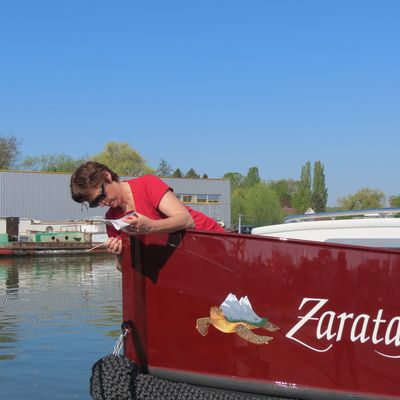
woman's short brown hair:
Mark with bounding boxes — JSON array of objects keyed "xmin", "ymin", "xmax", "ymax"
[{"xmin": 70, "ymin": 161, "xmax": 119, "ymax": 203}]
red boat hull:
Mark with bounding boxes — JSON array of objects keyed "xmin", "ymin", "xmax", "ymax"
[{"xmin": 122, "ymin": 230, "xmax": 400, "ymax": 399}]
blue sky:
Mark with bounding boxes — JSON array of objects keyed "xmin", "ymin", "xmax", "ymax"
[{"xmin": 1, "ymin": 1, "xmax": 399, "ymax": 206}]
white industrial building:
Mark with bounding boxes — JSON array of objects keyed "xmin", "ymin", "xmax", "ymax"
[{"xmin": 0, "ymin": 171, "xmax": 231, "ymax": 229}]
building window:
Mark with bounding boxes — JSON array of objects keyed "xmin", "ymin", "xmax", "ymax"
[
  {"xmin": 207, "ymin": 194, "xmax": 221, "ymax": 203},
  {"xmin": 176, "ymin": 194, "xmax": 221, "ymax": 204},
  {"xmin": 182, "ymin": 195, "xmax": 193, "ymax": 203},
  {"xmin": 196, "ymin": 194, "xmax": 207, "ymax": 203}
]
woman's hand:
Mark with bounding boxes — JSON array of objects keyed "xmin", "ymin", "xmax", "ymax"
[
  {"xmin": 105, "ymin": 236, "xmax": 122, "ymax": 255},
  {"xmin": 122, "ymin": 213, "xmax": 154, "ymax": 235}
]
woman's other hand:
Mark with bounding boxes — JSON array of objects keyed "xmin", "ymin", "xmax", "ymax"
[{"xmin": 105, "ymin": 236, "xmax": 122, "ymax": 255}]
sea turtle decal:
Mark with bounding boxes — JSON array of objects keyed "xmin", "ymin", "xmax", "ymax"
[{"xmin": 196, "ymin": 293, "xmax": 279, "ymax": 345}]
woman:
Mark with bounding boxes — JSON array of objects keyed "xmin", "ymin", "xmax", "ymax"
[{"xmin": 70, "ymin": 161, "xmax": 224, "ymax": 266}]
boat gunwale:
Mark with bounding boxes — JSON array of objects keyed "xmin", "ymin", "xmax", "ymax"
[{"xmin": 185, "ymin": 229, "xmax": 400, "ymax": 255}]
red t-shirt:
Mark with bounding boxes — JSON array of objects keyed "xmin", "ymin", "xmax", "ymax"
[{"xmin": 105, "ymin": 174, "xmax": 224, "ymax": 237}]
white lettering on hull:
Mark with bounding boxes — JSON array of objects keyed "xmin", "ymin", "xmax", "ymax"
[{"xmin": 286, "ymin": 298, "xmax": 400, "ymax": 359}]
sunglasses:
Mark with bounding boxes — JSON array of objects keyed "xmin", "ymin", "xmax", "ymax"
[{"xmin": 88, "ymin": 184, "xmax": 106, "ymax": 208}]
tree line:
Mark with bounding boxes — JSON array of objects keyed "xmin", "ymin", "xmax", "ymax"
[
  {"xmin": 0, "ymin": 135, "xmax": 209, "ymax": 180},
  {"xmin": 225, "ymin": 162, "xmax": 329, "ymax": 228},
  {"xmin": 1, "ymin": 134, "xmax": 398, "ymax": 227}
]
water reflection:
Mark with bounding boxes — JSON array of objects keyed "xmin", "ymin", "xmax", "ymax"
[{"xmin": 0, "ymin": 254, "xmax": 121, "ymax": 400}]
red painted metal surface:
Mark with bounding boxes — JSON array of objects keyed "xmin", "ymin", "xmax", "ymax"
[
  {"xmin": 122, "ymin": 230, "xmax": 400, "ymax": 399},
  {"xmin": 0, "ymin": 248, "xmax": 14, "ymax": 255}
]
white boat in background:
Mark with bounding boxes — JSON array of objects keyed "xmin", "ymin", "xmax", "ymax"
[{"xmin": 251, "ymin": 208, "xmax": 400, "ymax": 249}]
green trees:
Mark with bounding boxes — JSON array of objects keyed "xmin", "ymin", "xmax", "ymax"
[
  {"xmin": 20, "ymin": 154, "xmax": 86, "ymax": 172},
  {"xmin": 292, "ymin": 161, "xmax": 312, "ymax": 213},
  {"xmin": 172, "ymin": 168, "xmax": 183, "ymax": 178},
  {"xmin": 337, "ymin": 188, "xmax": 385, "ymax": 210},
  {"xmin": 292, "ymin": 161, "xmax": 328, "ymax": 213},
  {"xmin": 223, "ymin": 172, "xmax": 245, "ymax": 189},
  {"xmin": 185, "ymin": 168, "xmax": 200, "ymax": 178},
  {"xmin": 92, "ymin": 142, "xmax": 153, "ymax": 176},
  {"xmin": 231, "ymin": 184, "xmax": 284, "ymax": 227},
  {"xmin": 243, "ymin": 167, "xmax": 261, "ymax": 187},
  {"xmin": 268, "ymin": 179, "xmax": 298, "ymax": 209},
  {"xmin": 17, "ymin": 140, "xmax": 153, "ymax": 176},
  {"xmin": 167, "ymin": 165, "xmax": 206, "ymax": 179},
  {"xmin": 156, "ymin": 159, "xmax": 173, "ymax": 177},
  {"xmin": 244, "ymin": 184, "xmax": 284, "ymax": 226},
  {"xmin": 224, "ymin": 167, "xmax": 260, "ymax": 188},
  {"xmin": 229, "ymin": 167, "xmax": 284, "ymax": 228},
  {"xmin": 311, "ymin": 161, "xmax": 328, "ymax": 212},
  {"xmin": 389, "ymin": 195, "xmax": 400, "ymax": 208},
  {"xmin": 0, "ymin": 135, "xmax": 21, "ymax": 169}
]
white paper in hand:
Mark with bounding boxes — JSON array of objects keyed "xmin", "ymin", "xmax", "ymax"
[{"xmin": 95, "ymin": 211, "xmax": 137, "ymax": 231}]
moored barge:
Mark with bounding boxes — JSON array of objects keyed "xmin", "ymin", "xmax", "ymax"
[{"xmin": 0, "ymin": 240, "xmax": 107, "ymax": 256}]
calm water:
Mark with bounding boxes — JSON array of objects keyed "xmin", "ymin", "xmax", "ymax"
[{"xmin": 0, "ymin": 254, "xmax": 122, "ymax": 400}]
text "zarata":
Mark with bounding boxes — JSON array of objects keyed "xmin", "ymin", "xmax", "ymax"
[{"xmin": 285, "ymin": 298, "xmax": 400, "ymax": 359}]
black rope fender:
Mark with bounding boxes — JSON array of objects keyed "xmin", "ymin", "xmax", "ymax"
[{"xmin": 90, "ymin": 322, "xmax": 297, "ymax": 400}]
